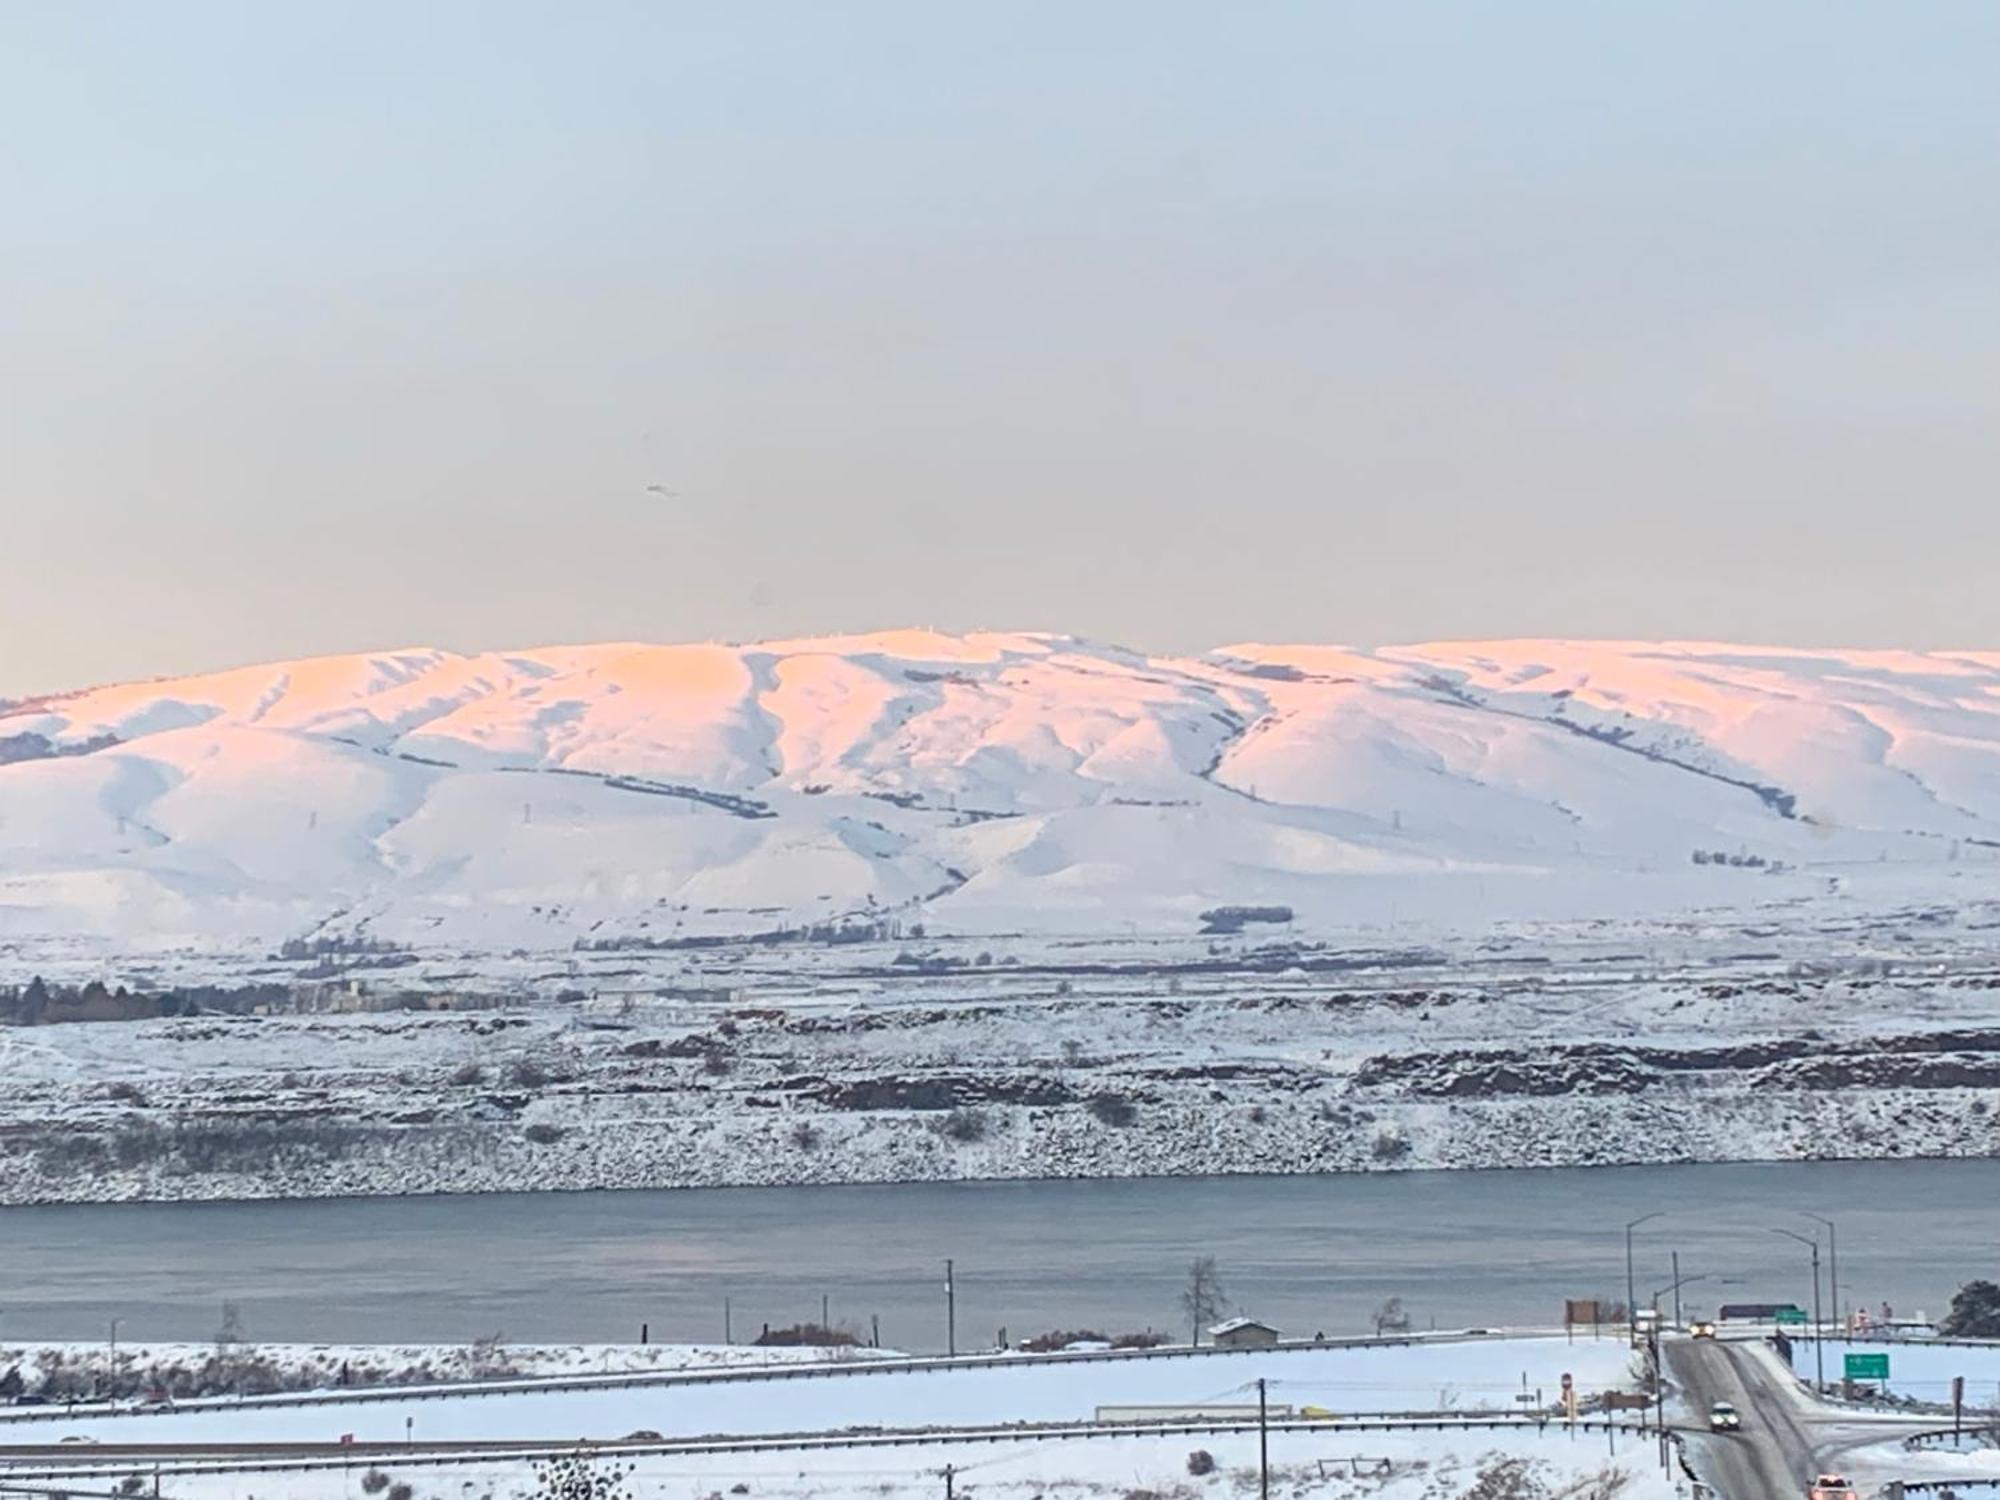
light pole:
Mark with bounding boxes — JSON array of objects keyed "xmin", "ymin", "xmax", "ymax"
[
  {"xmin": 1625, "ymin": 1213, "xmax": 1664, "ymax": 1335},
  {"xmin": 108, "ymin": 1318, "xmax": 122, "ymax": 1398},
  {"xmin": 945, "ymin": 1259, "xmax": 956, "ymax": 1358},
  {"xmin": 1803, "ymin": 1213, "xmax": 1839, "ymax": 1331},
  {"xmin": 1773, "ymin": 1227, "xmax": 1823, "ymax": 1390},
  {"xmin": 1651, "ymin": 1271, "xmax": 1711, "ymax": 1327}
]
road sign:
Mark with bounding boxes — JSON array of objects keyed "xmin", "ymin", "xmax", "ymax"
[
  {"xmin": 1844, "ymin": 1352, "xmax": 1890, "ymax": 1380},
  {"xmin": 1775, "ymin": 1307, "xmax": 1808, "ymax": 1326}
]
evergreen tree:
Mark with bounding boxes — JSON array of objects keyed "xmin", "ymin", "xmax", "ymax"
[{"xmin": 1941, "ymin": 1279, "xmax": 2000, "ymax": 1338}]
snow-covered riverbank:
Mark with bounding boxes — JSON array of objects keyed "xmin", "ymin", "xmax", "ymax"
[
  {"xmin": 0, "ymin": 1340, "xmax": 885, "ymax": 1403},
  {"xmin": 6, "ymin": 919, "xmax": 2000, "ymax": 1206}
]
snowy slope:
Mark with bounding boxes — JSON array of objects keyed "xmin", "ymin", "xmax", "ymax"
[{"xmin": 4, "ymin": 633, "xmax": 2000, "ymax": 953}]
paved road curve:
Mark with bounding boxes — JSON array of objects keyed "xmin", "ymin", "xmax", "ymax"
[{"xmin": 1668, "ymin": 1336, "xmax": 1947, "ymax": 1500}]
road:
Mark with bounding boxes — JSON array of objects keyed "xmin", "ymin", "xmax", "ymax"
[{"xmin": 1668, "ymin": 1336, "xmax": 1945, "ymax": 1500}]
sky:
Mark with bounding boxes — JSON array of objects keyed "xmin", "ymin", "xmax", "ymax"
[{"xmin": 3, "ymin": 1, "xmax": 1998, "ymax": 696}]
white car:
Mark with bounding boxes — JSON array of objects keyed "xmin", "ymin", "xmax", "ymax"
[
  {"xmin": 1810, "ymin": 1475, "xmax": 1853, "ymax": 1500},
  {"xmin": 1708, "ymin": 1401, "xmax": 1740, "ymax": 1432}
]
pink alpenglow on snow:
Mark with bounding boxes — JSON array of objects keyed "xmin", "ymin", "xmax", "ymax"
[{"xmin": 3, "ymin": 633, "xmax": 1999, "ymax": 952}]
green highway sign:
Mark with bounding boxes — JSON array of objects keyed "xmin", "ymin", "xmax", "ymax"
[
  {"xmin": 1775, "ymin": 1307, "xmax": 1808, "ymax": 1325},
  {"xmin": 1845, "ymin": 1353, "xmax": 1890, "ymax": 1381}
]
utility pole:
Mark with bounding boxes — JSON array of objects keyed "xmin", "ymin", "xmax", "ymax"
[
  {"xmin": 942, "ymin": 1464, "xmax": 956, "ymax": 1500},
  {"xmin": 1652, "ymin": 1272, "xmax": 1710, "ymax": 1329},
  {"xmin": 1804, "ymin": 1212, "xmax": 1839, "ymax": 1330},
  {"xmin": 1625, "ymin": 1213, "xmax": 1664, "ymax": 1338},
  {"xmin": 946, "ymin": 1259, "xmax": 956, "ymax": 1357},
  {"xmin": 822, "ymin": 1293, "xmax": 830, "ymax": 1333},
  {"xmin": 1653, "ymin": 1328, "xmax": 1667, "ymax": 1470},
  {"xmin": 1773, "ymin": 1228, "xmax": 1824, "ymax": 1390},
  {"xmin": 1671, "ymin": 1251, "xmax": 1682, "ymax": 1330},
  {"xmin": 1257, "ymin": 1377, "xmax": 1270, "ymax": 1500},
  {"xmin": 724, "ymin": 1296, "xmax": 732, "ymax": 1345}
]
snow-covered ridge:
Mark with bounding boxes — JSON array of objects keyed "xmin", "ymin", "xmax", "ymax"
[{"xmin": 4, "ymin": 633, "xmax": 1999, "ymax": 951}]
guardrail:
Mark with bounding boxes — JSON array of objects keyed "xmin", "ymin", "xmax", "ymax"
[
  {"xmin": 0, "ymin": 1326, "xmax": 1554, "ymax": 1428},
  {"xmin": 1899, "ymin": 1482, "xmax": 2000, "ymax": 1494},
  {"xmin": 0, "ymin": 1410, "xmax": 1662, "ymax": 1484},
  {"xmin": 1905, "ymin": 1430, "xmax": 2000, "ymax": 1453}
]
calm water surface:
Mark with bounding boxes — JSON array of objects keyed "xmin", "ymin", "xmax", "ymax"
[{"xmin": 3, "ymin": 1160, "xmax": 1992, "ymax": 1347}]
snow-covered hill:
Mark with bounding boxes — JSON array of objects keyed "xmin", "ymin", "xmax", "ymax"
[{"xmin": 4, "ymin": 632, "xmax": 1999, "ymax": 954}]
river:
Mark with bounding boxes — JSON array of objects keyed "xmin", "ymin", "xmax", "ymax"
[{"xmin": 2, "ymin": 1160, "xmax": 1992, "ymax": 1348}]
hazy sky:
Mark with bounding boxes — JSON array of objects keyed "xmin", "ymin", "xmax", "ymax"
[{"xmin": 4, "ymin": 2, "xmax": 1998, "ymax": 695}]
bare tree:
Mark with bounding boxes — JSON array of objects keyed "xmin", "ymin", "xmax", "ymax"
[
  {"xmin": 1372, "ymin": 1296, "xmax": 1411, "ymax": 1335},
  {"xmin": 1180, "ymin": 1256, "xmax": 1228, "ymax": 1346}
]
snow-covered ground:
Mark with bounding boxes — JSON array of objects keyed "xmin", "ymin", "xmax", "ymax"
[
  {"xmin": 1791, "ymin": 1339, "xmax": 2000, "ymax": 1409},
  {"xmin": 1835, "ymin": 1435, "xmax": 2000, "ymax": 1496},
  {"xmin": 5, "ymin": 914, "xmax": 2000, "ymax": 1203},
  {"xmin": 6, "ymin": 633, "xmax": 2000, "ymax": 951},
  {"xmin": 8, "ymin": 634, "xmax": 2000, "ymax": 1204},
  {"xmin": 1, "ymin": 1337, "xmax": 1640, "ymax": 1445},
  {"xmin": 17, "ymin": 1426, "xmax": 1685, "ymax": 1500},
  {"xmin": 0, "ymin": 1340, "xmax": 888, "ymax": 1401}
]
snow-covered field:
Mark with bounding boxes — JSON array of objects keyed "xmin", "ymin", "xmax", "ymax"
[
  {"xmin": 20, "ymin": 1426, "xmax": 1683, "ymax": 1500},
  {"xmin": 1, "ymin": 1337, "xmax": 1639, "ymax": 1445},
  {"xmin": 1792, "ymin": 1339, "xmax": 2000, "ymax": 1409}
]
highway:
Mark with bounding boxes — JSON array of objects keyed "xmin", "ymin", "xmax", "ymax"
[{"xmin": 1668, "ymin": 1336, "xmax": 1948, "ymax": 1500}]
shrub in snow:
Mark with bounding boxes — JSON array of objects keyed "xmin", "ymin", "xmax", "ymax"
[
  {"xmin": 1087, "ymin": 1093, "xmax": 1137, "ymax": 1127},
  {"xmin": 361, "ymin": 1471, "xmax": 390, "ymax": 1494},
  {"xmin": 523, "ymin": 1123, "xmax": 565, "ymax": 1145},
  {"xmin": 789, "ymin": 1121, "xmax": 821, "ymax": 1149},
  {"xmin": 532, "ymin": 1464, "xmax": 632, "ymax": 1500},
  {"xmin": 1018, "ymin": 1328, "xmax": 1106, "ymax": 1352},
  {"xmin": 506, "ymin": 1058, "xmax": 552, "ymax": 1088},
  {"xmin": 938, "ymin": 1107, "xmax": 987, "ymax": 1143},
  {"xmin": 1186, "ymin": 1450, "xmax": 1217, "ymax": 1477},
  {"xmin": 752, "ymin": 1322, "xmax": 856, "ymax": 1348},
  {"xmin": 1371, "ymin": 1129, "xmax": 1411, "ymax": 1161}
]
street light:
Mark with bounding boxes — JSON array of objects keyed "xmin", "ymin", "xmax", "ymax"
[
  {"xmin": 1773, "ymin": 1227, "xmax": 1824, "ymax": 1390},
  {"xmin": 945, "ymin": 1259, "xmax": 956, "ymax": 1358},
  {"xmin": 1625, "ymin": 1213, "xmax": 1664, "ymax": 1335},
  {"xmin": 1651, "ymin": 1272, "xmax": 1711, "ymax": 1325},
  {"xmin": 103, "ymin": 1317, "xmax": 122, "ymax": 1401},
  {"xmin": 1803, "ymin": 1212, "xmax": 1840, "ymax": 1331}
]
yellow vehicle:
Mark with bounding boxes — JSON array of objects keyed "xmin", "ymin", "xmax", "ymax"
[{"xmin": 1299, "ymin": 1405, "xmax": 1337, "ymax": 1421}]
